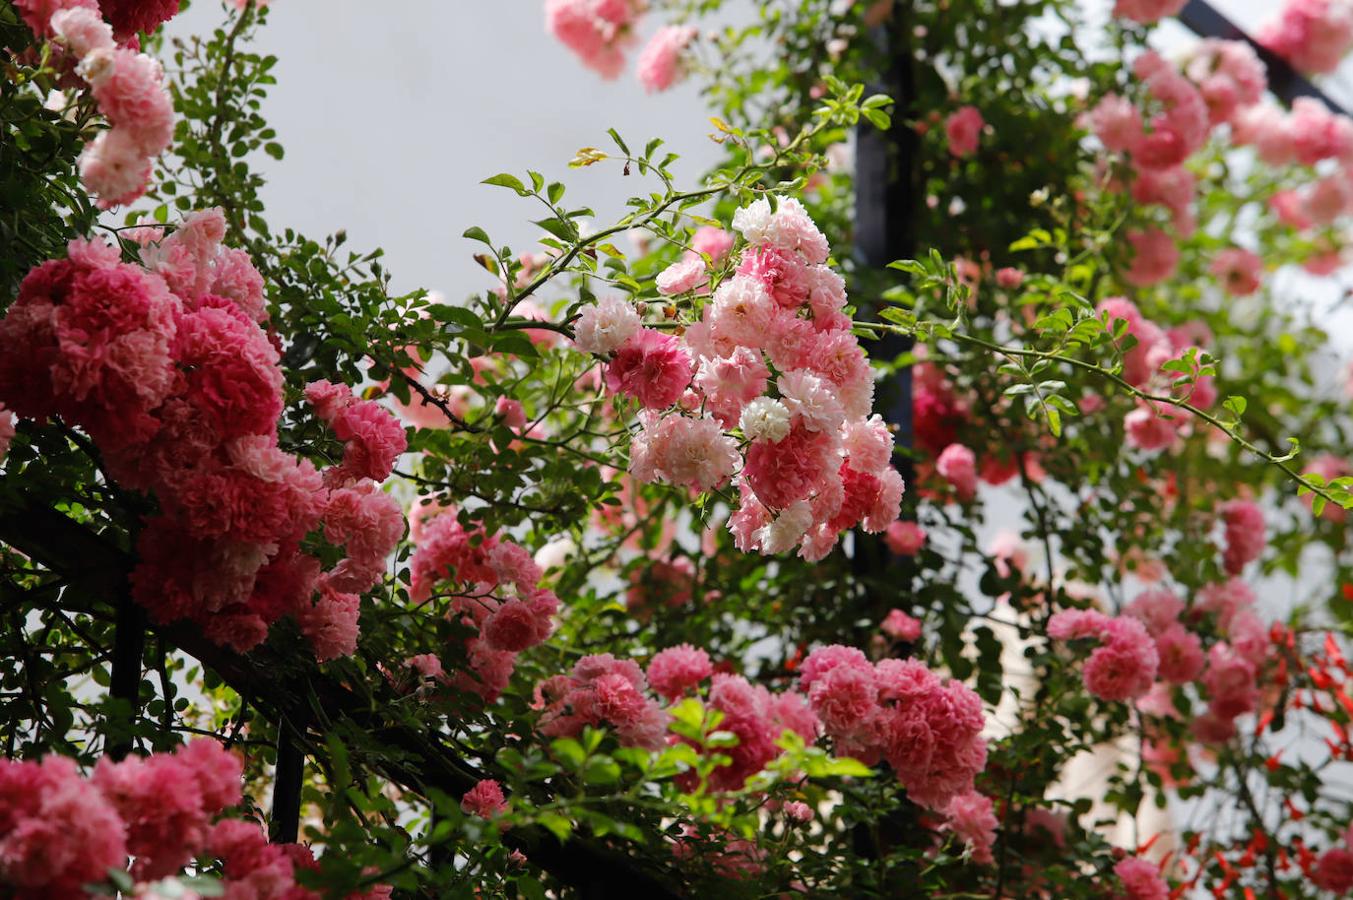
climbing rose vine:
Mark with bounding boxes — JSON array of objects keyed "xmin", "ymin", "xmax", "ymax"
[{"xmin": 3, "ymin": 0, "xmax": 1353, "ymax": 897}]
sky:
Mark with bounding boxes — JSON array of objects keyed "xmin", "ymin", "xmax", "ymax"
[{"xmin": 164, "ymin": 2, "xmax": 730, "ymax": 301}]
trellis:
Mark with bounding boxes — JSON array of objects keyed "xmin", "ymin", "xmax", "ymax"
[
  {"xmin": 2, "ymin": 2, "xmax": 1348, "ymax": 897},
  {"xmin": 852, "ymin": 0, "xmax": 1347, "ymax": 551}
]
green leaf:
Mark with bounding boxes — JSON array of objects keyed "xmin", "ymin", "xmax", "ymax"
[
  {"xmin": 862, "ymin": 108, "xmax": 892, "ymax": 131},
  {"xmin": 105, "ymin": 869, "xmax": 136, "ymax": 892},
  {"xmin": 878, "ymin": 307, "xmax": 915, "ymax": 328},
  {"xmin": 583, "ymin": 755, "xmax": 622, "ymax": 785},
  {"xmin": 482, "ymin": 173, "xmax": 528, "ymax": 195},
  {"xmin": 1274, "ymin": 436, "xmax": 1301, "ymax": 463},
  {"xmin": 819, "ymin": 756, "xmax": 874, "ymax": 777},
  {"xmin": 551, "ymin": 737, "xmax": 586, "ymax": 769},
  {"xmin": 489, "ymin": 330, "xmax": 539, "ymax": 358},
  {"xmin": 537, "ymin": 812, "xmax": 573, "ymax": 842},
  {"xmin": 516, "ymin": 876, "xmax": 548, "ymax": 900},
  {"xmin": 669, "ymin": 698, "xmax": 705, "ymax": 732},
  {"xmin": 606, "ymin": 128, "xmax": 630, "ymax": 156},
  {"xmin": 429, "ymin": 304, "xmax": 483, "ymax": 332},
  {"xmin": 1034, "ymin": 308, "xmax": 1073, "ymax": 334},
  {"xmin": 533, "ymin": 217, "xmax": 578, "ymax": 242},
  {"xmin": 1045, "ymin": 405, "xmax": 1062, "ymax": 437}
]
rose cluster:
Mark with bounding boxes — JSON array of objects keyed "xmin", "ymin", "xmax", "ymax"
[
  {"xmin": 1096, "ymin": 297, "xmax": 1219, "ymax": 453},
  {"xmin": 944, "ymin": 106, "xmax": 984, "ymax": 158},
  {"xmin": 535, "ymin": 653, "xmax": 674, "ymax": 751},
  {"xmin": 797, "ymin": 646, "xmax": 988, "ymax": 809},
  {"xmin": 534, "ymin": 647, "xmax": 820, "ymax": 793},
  {"xmin": 1089, "ymin": 51, "xmax": 1215, "ymax": 286},
  {"xmin": 1093, "ymin": 37, "xmax": 1353, "ymax": 282},
  {"xmin": 16, "ymin": 0, "xmax": 182, "ymax": 44},
  {"xmin": 546, "ymin": 1, "xmax": 700, "ymax": 93},
  {"xmin": 209, "ymin": 817, "xmax": 392, "ymax": 900},
  {"xmin": 1218, "ymin": 498, "xmax": 1266, "ymax": 575},
  {"xmin": 1125, "ymin": 587, "xmax": 1205, "ymax": 685},
  {"xmin": 1050, "ymin": 573, "xmax": 1277, "ymax": 749},
  {"xmin": 0, "ymin": 213, "xmax": 406, "ymax": 661},
  {"xmin": 1235, "ymin": 97, "xmax": 1353, "ymax": 267},
  {"xmin": 573, "ymin": 196, "xmax": 903, "ymax": 562},
  {"xmin": 1047, "ymin": 608, "xmax": 1160, "ymax": 702},
  {"xmin": 545, "ymin": 0, "xmax": 644, "ymax": 79},
  {"xmin": 535, "ymin": 641, "xmax": 990, "ymax": 827},
  {"xmin": 1114, "ymin": 856, "xmax": 1170, "ymax": 900},
  {"xmin": 1, "ymin": 742, "xmax": 391, "ymax": 899},
  {"xmin": 941, "ymin": 789, "xmax": 998, "ymax": 864},
  {"xmin": 912, "ymin": 360, "xmax": 970, "ymax": 458},
  {"xmin": 461, "ymin": 778, "xmax": 508, "ymax": 818},
  {"xmin": 1191, "ymin": 579, "xmax": 1272, "ymax": 742},
  {"xmin": 1, "ymin": 741, "xmax": 240, "ymax": 895},
  {"xmin": 907, "ymin": 349, "xmax": 1052, "ymax": 505},
  {"xmin": 407, "ymin": 512, "xmax": 561, "ymax": 701},
  {"xmin": 1310, "ymin": 824, "xmax": 1353, "ymax": 894},
  {"xmin": 683, "ymin": 671, "xmax": 818, "ymax": 792},
  {"xmin": 636, "ymin": 24, "xmax": 697, "ymax": 92},
  {"xmin": 795, "ymin": 645, "xmax": 995, "ymax": 861},
  {"xmin": 1260, "ymin": 0, "xmax": 1353, "ymax": 75},
  {"xmin": 22, "ymin": 3, "xmax": 176, "ymax": 208}
]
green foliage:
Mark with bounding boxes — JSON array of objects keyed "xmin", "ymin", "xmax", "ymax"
[
  {"xmin": 4, "ymin": 0, "xmax": 1353, "ymax": 897},
  {"xmin": 0, "ymin": 2, "xmax": 97, "ymax": 296}
]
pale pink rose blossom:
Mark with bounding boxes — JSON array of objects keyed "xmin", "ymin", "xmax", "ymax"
[
  {"xmin": 656, "ymin": 254, "xmax": 707, "ymax": 295},
  {"xmin": 885, "ymin": 520, "xmax": 926, "ymax": 555},
  {"xmin": 1090, "ymin": 93, "xmax": 1144, "ymax": 152},
  {"xmin": 1209, "ymin": 247, "xmax": 1264, "ymax": 296},
  {"xmin": 636, "ymin": 24, "xmax": 697, "ymax": 92},
  {"xmin": 546, "ymin": 0, "xmax": 643, "ymax": 79},
  {"xmin": 573, "ymin": 296, "xmax": 642, "ymax": 355},
  {"xmin": 1113, "ymin": 0, "xmax": 1186, "ymax": 24},
  {"xmin": 936, "ymin": 443, "xmax": 978, "ymax": 501},
  {"xmin": 691, "ymin": 226, "xmax": 734, "ymax": 261},
  {"xmin": 1259, "ymin": 0, "xmax": 1353, "ymax": 74},
  {"xmin": 944, "ymin": 106, "xmax": 984, "ymax": 157},
  {"xmin": 881, "ymin": 608, "xmax": 922, "ymax": 641},
  {"xmin": 1123, "ymin": 227, "xmax": 1180, "ymax": 287}
]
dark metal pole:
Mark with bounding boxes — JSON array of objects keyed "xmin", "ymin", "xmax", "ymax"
[
  {"xmin": 269, "ymin": 714, "xmax": 306, "ymax": 844},
  {"xmin": 855, "ymin": 4, "xmax": 920, "ymax": 452},
  {"xmin": 107, "ymin": 591, "xmax": 146, "ymax": 760},
  {"xmin": 854, "ymin": 3, "xmax": 920, "ymax": 622}
]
